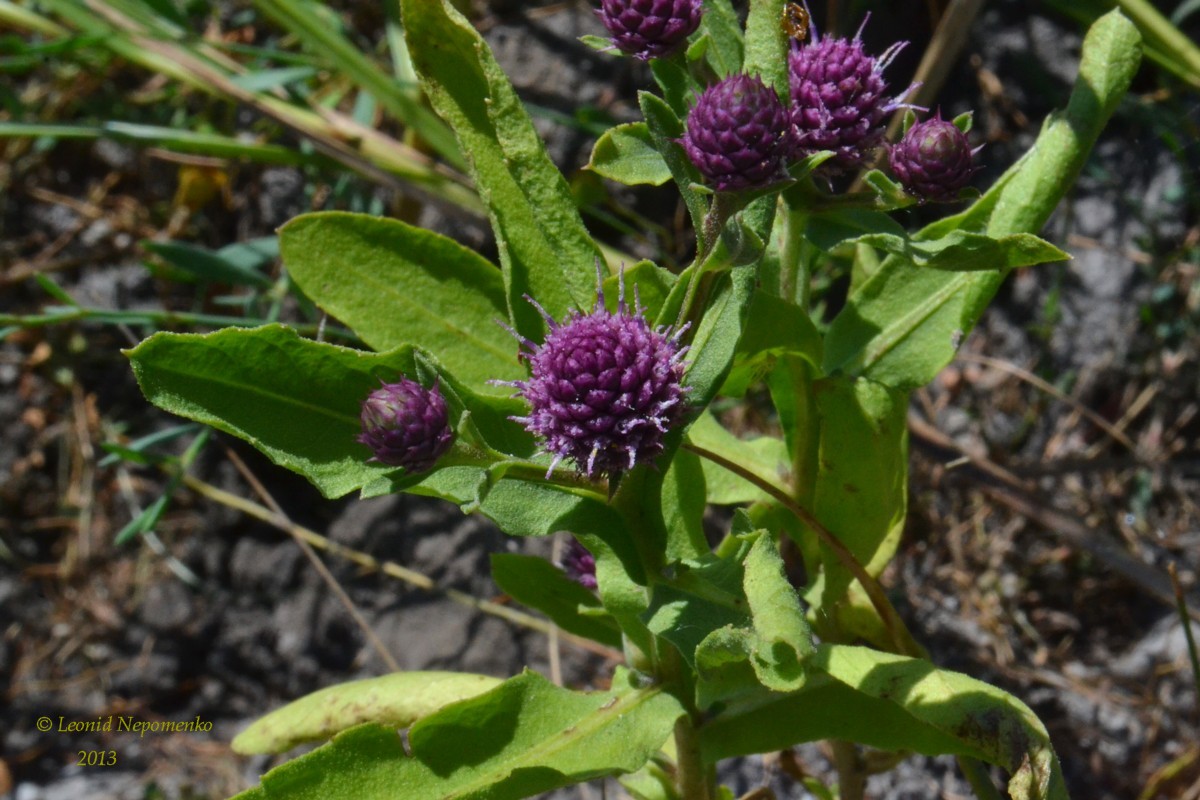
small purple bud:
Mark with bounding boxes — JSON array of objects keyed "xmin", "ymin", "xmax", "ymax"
[
  {"xmin": 597, "ymin": 0, "xmax": 703, "ymax": 60},
  {"xmin": 888, "ymin": 114, "xmax": 979, "ymax": 201},
  {"xmin": 788, "ymin": 20, "xmax": 914, "ymax": 171},
  {"xmin": 561, "ymin": 538, "xmax": 598, "ymax": 590},
  {"xmin": 358, "ymin": 377, "xmax": 453, "ymax": 473},
  {"xmin": 681, "ymin": 73, "xmax": 791, "ymax": 193},
  {"xmin": 502, "ymin": 276, "xmax": 688, "ymax": 481}
]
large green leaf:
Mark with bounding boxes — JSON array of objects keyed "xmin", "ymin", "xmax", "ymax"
[
  {"xmin": 236, "ymin": 669, "xmax": 685, "ymax": 800},
  {"xmin": 401, "ymin": 0, "xmax": 600, "ymax": 342},
  {"xmin": 742, "ymin": 0, "xmax": 788, "ymax": 94},
  {"xmin": 700, "ymin": 0, "xmax": 744, "ymax": 77},
  {"xmin": 232, "ymin": 672, "xmax": 503, "ymax": 755},
  {"xmin": 279, "ymin": 212, "xmax": 521, "ymax": 392},
  {"xmin": 699, "ymin": 645, "xmax": 1068, "ymax": 800},
  {"xmin": 810, "ymin": 377, "xmax": 908, "ymax": 604},
  {"xmin": 490, "ymin": 553, "xmax": 622, "ymax": 649},
  {"xmin": 126, "ymin": 325, "xmax": 527, "ymax": 499},
  {"xmin": 823, "ymin": 10, "xmax": 1142, "ymax": 389}
]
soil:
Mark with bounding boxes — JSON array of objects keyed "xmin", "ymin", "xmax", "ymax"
[{"xmin": 2, "ymin": 2, "xmax": 1198, "ymax": 800}]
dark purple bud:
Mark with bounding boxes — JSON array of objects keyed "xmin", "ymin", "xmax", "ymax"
[
  {"xmin": 358, "ymin": 377, "xmax": 453, "ymax": 473},
  {"xmin": 888, "ymin": 114, "xmax": 979, "ymax": 201},
  {"xmin": 597, "ymin": 0, "xmax": 703, "ymax": 60},
  {"xmin": 788, "ymin": 20, "xmax": 913, "ymax": 171},
  {"xmin": 681, "ymin": 73, "xmax": 791, "ymax": 193},
  {"xmin": 501, "ymin": 276, "xmax": 688, "ymax": 481},
  {"xmin": 561, "ymin": 538, "xmax": 598, "ymax": 590}
]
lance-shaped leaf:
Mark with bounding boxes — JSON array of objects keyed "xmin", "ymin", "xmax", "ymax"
[
  {"xmin": 235, "ymin": 669, "xmax": 686, "ymax": 800},
  {"xmin": 700, "ymin": 0, "xmax": 744, "ymax": 77},
  {"xmin": 809, "ymin": 227, "xmax": 1069, "ymax": 273},
  {"xmin": 699, "ymin": 644, "xmax": 1068, "ymax": 800},
  {"xmin": 232, "ymin": 672, "xmax": 503, "ymax": 755},
  {"xmin": 126, "ymin": 325, "xmax": 528, "ymax": 499},
  {"xmin": 401, "ymin": 0, "xmax": 600, "ymax": 342},
  {"xmin": 823, "ymin": 10, "xmax": 1142, "ymax": 389},
  {"xmin": 681, "ymin": 265, "xmax": 757, "ymax": 409},
  {"xmin": 279, "ymin": 212, "xmax": 522, "ymax": 393}
]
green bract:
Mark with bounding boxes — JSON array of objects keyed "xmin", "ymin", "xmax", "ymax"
[{"xmin": 125, "ymin": 2, "xmax": 1143, "ymax": 798}]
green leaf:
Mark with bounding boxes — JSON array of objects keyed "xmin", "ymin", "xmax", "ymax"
[
  {"xmin": 490, "ymin": 553, "xmax": 622, "ymax": 649},
  {"xmin": 809, "ymin": 377, "xmax": 907, "ymax": 623},
  {"xmin": 699, "ymin": 644, "xmax": 1069, "ymax": 800},
  {"xmin": 279, "ymin": 212, "xmax": 522, "ymax": 392},
  {"xmin": 639, "ymin": 91, "xmax": 708, "ymax": 235},
  {"xmin": 232, "ymin": 672, "xmax": 504, "ymax": 755},
  {"xmin": 686, "ymin": 412, "xmax": 787, "ymax": 505},
  {"xmin": 721, "ymin": 289, "xmax": 822, "ymax": 396},
  {"xmin": 238, "ymin": 669, "xmax": 684, "ymax": 800},
  {"xmin": 126, "ymin": 325, "xmax": 526, "ymax": 499},
  {"xmin": 742, "ymin": 0, "xmax": 788, "ymax": 94},
  {"xmin": 588, "ymin": 122, "xmax": 672, "ymax": 187},
  {"xmin": 822, "ymin": 10, "xmax": 1141, "ymax": 389},
  {"xmin": 650, "ymin": 57, "xmax": 694, "ymax": 119},
  {"xmin": 683, "ymin": 266, "xmax": 757, "ymax": 409},
  {"xmin": 402, "ymin": 0, "xmax": 601, "ymax": 341},
  {"xmin": 820, "ymin": 229, "xmax": 1070, "ymax": 273},
  {"xmin": 601, "ymin": 260, "xmax": 677, "ymax": 322},
  {"xmin": 228, "ymin": 65, "xmax": 318, "ymax": 92},
  {"xmin": 737, "ymin": 532, "xmax": 812, "ymax": 689},
  {"xmin": 700, "ymin": 0, "xmax": 744, "ymax": 77},
  {"xmin": 661, "ymin": 447, "xmax": 708, "ymax": 563},
  {"xmin": 143, "ymin": 240, "xmax": 274, "ymax": 288}
]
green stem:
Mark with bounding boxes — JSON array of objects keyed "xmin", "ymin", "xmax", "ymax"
[
  {"xmin": 659, "ymin": 645, "xmax": 713, "ymax": 800},
  {"xmin": 777, "ymin": 204, "xmax": 812, "ymax": 308},
  {"xmin": 957, "ymin": 756, "xmax": 1004, "ymax": 800}
]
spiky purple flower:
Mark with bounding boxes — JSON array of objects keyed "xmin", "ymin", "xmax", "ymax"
[
  {"xmin": 358, "ymin": 377, "xmax": 453, "ymax": 473},
  {"xmin": 681, "ymin": 73, "xmax": 791, "ymax": 192},
  {"xmin": 788, "ymin": 19, "xmax": 913, "ymax": 171},
  {"xmin": 597, "ymin": 0, "xmax": 703, "ymax": 60},
  {"xmin": 561, "ymin": 538, "xmax": 598, "ymax": 590},
  {"xmin": 500, "ymin": 277, "xmax": 689, "ymax": 481},
  {"xmin": 888, "ymin": 114, "xmax": 980, "ymax": 201}
]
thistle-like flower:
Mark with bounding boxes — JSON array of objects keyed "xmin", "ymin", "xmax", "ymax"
[
  {"xmin": 681, "ymin": 73, "xmax": 791, "ymax": 192},
  {"xmin": 888, "ymin": 114, "xmax": 980, "ymax": 201},
  {"xmin": 597, "ymin": 0, "xmax": 704, "ymax": 60},
  {"xmin": 357, "ymin": 377, "xmax": 454, "ymax": 473},
  {"xmin": 788, "ymin": 18, "xmax": 913, "ymax": 171},
  {"xmin": 499, "ymin": 274, "xmax": 689, "ymax": 481},
  {"xmin": 561, "ymin": 538, "xmax": 598, "ymax": 590}
]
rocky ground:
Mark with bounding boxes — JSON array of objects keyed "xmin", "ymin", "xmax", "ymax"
[{"xmin": 2, "ymin": 1, "xmax": 1198, "ymax": 799}]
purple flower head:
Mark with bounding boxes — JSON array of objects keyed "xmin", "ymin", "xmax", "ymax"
[
  {"xmin": 561, "ymin": 538, "xmax": 598, "ymax": 590},
  {"xmin": 788, "ymin": 16, "xmax": 915, "ymax": 172},
  {"xmin": 888, "ymin": 113, "xmax": 980, "ymax": 201},
  {"xmin": 597, "ymin": 0, "xmax": 703, "ymax": 60},
  {"xmin": 498, "ymin": 270, "xmax": 689, "ymax": 481},
  {"xmin": 681, "ymin": 73, "xmax": 791, "ymax": 193},
  {"xmin": 358, "ymin": 377, "xmax": 454, "ymax": 473}
]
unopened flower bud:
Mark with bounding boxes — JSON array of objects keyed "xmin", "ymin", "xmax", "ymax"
[
  {"xmin": 358, "ymin": 377, "xmax": 453, "ymax": 473},
  {"xmin": 681, "ymin": 73, "xmax": 790, "ymax": 192},
  {"xmin": 888, "ymin": 114, "xmax": 979, "ymax": 201},
  {"xmin": 597, "ymin": 0, "xmax": 703, "ymax": 60}
]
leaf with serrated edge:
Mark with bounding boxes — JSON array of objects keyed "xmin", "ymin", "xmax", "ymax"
[{"xmin": 232, "ymin": 672, "xmax": 503, "ymax": 755}]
